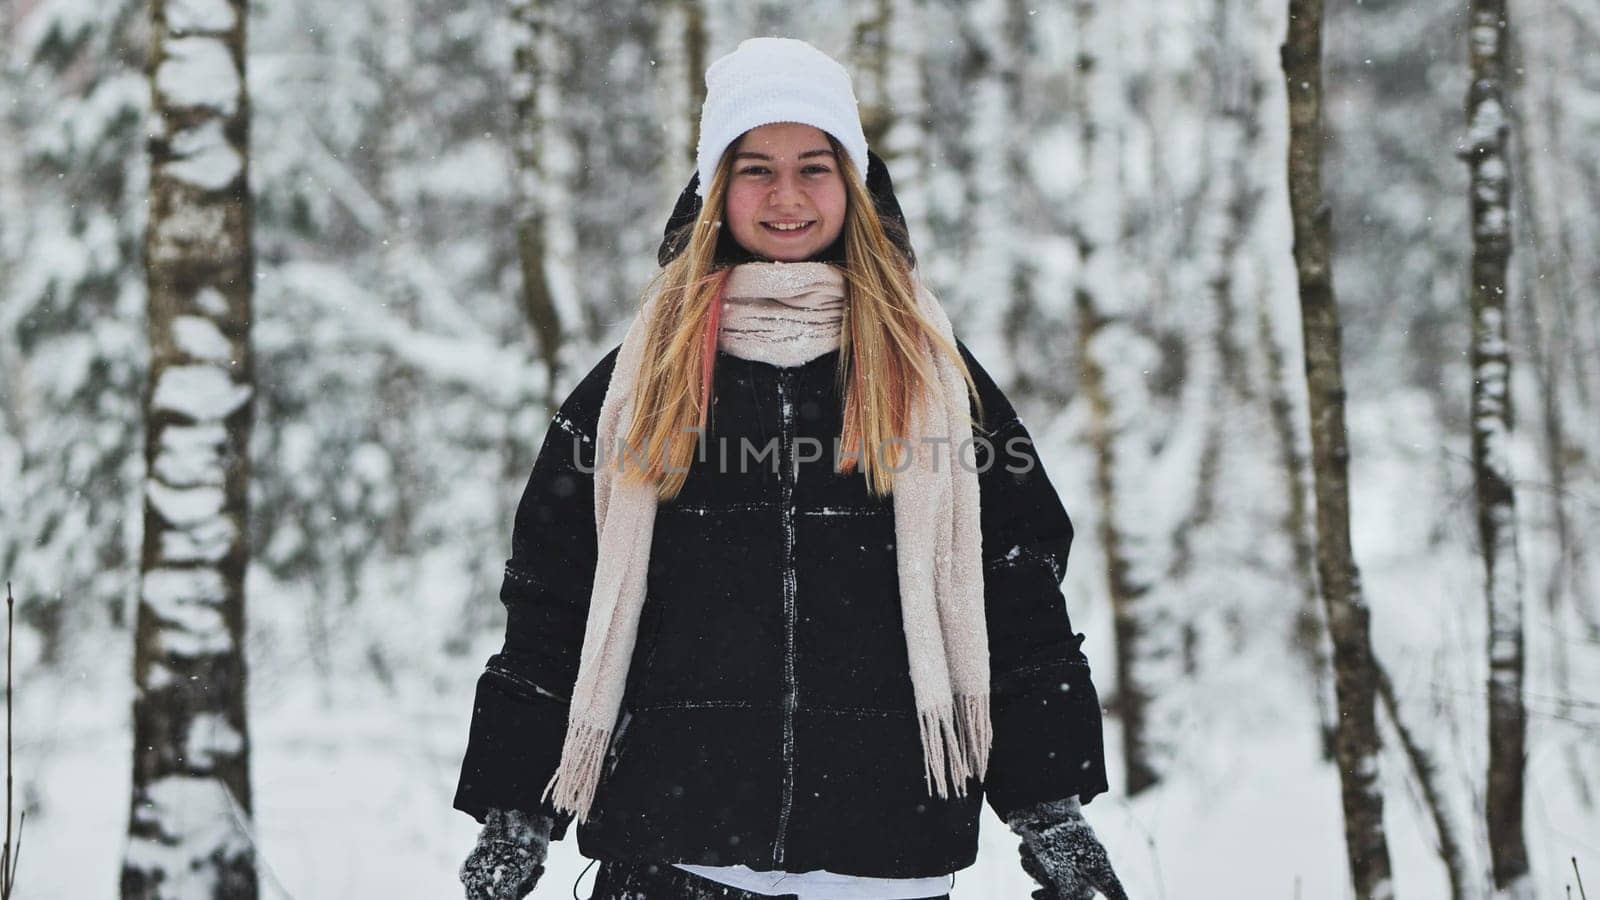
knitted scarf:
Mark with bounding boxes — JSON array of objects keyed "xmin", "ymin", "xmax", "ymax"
[{"xmin": 541, "ymin": 260, "xmax": 990, "ymax": 823}]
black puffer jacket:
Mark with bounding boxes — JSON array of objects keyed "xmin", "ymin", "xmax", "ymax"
[{"xmin": 453, "ymin": 157, "xmax": 1108, "ymax": 879}]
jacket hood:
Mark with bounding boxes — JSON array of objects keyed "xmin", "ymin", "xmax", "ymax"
[{"xmin": 656, "ymin": 148, "xmax": 916, "ymax": 270}]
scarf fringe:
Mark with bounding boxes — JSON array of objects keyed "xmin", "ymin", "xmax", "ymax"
[
  {"xmin": 539, "ymin": 720, "xmax": 611, "ymax": 823},
  {"xmin": 917, "ymin": 692, "xmax": 992, "ymax": 800}
]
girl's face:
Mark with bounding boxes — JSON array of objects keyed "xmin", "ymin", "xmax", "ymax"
[{"xmin": 723, "ymin": 122, "xmax": 848, "ymax": 262}]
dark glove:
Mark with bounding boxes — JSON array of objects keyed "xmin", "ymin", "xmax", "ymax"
[
  {"xmin": 1005, "ymin": 796, "xmax": 1129, "ymax": 900},
  {"xmin": 460, "ymin": 807, "xmax": 555, "ymax": 900}
]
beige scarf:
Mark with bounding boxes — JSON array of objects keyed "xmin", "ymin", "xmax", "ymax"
[{"xmin": 541, "ymin": 261, "xmax": 990, "ymax": 823}]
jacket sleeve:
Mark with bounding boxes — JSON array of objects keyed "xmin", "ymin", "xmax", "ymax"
[
  {"xmin": 452, "ymin": 345, "xmax": 621, "ymax": 841},
  {"xmin": 954, "ymin": 339, "xmax": 1111, "ymax": 820}
]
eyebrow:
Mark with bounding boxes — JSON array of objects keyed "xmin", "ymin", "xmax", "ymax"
[{"xmin": 733, "ymin": 149, "xmax": 837, "ymax": 161}]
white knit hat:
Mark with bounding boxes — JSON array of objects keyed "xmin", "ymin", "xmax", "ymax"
[{"xmin": 695, "ymin": 37, "xmax": 870, "ymax": 199}]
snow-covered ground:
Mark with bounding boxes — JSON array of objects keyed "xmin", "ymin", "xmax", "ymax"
[
  {"xmin": 13, "ymin": 393, "xmax": 1597, "ymax": 900},
  {"xmin": 19, "ymin": 642, "xmax": 1594, "ymax": 899}
]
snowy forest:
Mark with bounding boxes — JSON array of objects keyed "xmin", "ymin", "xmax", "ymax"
[{"xmin": 1, "ymin": 0, "xmax": 1597, "ymax": 896}]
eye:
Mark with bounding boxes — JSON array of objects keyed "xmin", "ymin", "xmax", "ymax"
[
  {"xmin": 737, "ymin": 165, "xmax": 770, "ymax": 176},
  {"xmin": 803, "ymin": 164, "xmax": 833, "ymax": 175}
]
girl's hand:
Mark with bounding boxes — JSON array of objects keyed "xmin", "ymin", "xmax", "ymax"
[
  {"xmin": 460, "ymin": 807, "xmax": 555, "ymax": 900},
  {"xmin": 1006, "ymin": 797, "xmax": 1129, "ymax": 900}
]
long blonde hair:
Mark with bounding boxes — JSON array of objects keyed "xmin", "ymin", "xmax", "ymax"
[{"xmin": 622, "ymin": 135, "xmax": 983, "ymax": 500}]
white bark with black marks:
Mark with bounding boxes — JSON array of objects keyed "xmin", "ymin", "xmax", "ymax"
[
  {"xmin": 1280, "ymin": 0, "xmax": 1394, "ymax": 894},
  {"xmin": 1460, "ymin": 3, "xmax": 1533, "ymax": 896},
  {"xmin": 123, "ymin": 0, "xmax": 259, "ymax": 897},
  {"xmin": 509, "ymin": 0, "xmax": 569, "ymax": 418},
  {"xmin": 1068, "ymin": 0, "xmax": 1219, "ymax": 797}
]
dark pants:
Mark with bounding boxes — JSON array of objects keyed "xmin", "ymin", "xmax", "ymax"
[{"xmin": 588, "ymin": 859, "xmax": 953, "ymax": 900}]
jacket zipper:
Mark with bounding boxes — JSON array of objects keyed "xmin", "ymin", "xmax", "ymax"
[{"xmin": 772, "ymin": 367, "xmax": 799, "ymax": 867}]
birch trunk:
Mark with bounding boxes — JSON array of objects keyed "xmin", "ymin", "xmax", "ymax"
[
  {"xmin": 918, "ymin": 0, "xmax": 984, "ymax": 289},
  {"xmin": 657, "ymin": 0, "xmax": 707, "ymax": 177},
  {"xmin": 682, "ymin": 0, "xmax": 707, "ymax": 162},
  {"xmin": 1256, "ymin": 283, "xmax": 1332, "ymax": 758},
  {"xmin": 993, "ymin": 0, "xmax": 1050, "ymax": 404},
  {"xmin": 1077, "ymin": 305, "xmax": 1160, "ymax": 797},
  {"xmin": 123, "ymin": 0, "xmax": 258, "ymax": 896},
  {"xmin": 1460, "ymin": 3, "xmax": 1533, "ymax": 895},
  {"xmin": 1208, "ymin": 0, "xmax": 1268, "ymax": 408},
  {"xmin": 510, "ymin": 0, "xmax": 565, "ymax": 415},
  {"xmin": 1245, "ymin": 3, "xmax": 1330, "ymax": 744},
  {"xmin": 1279, "ymin": 0, "xmax": 1394, "ymax": 895},
  {"xmin": 1070, "ymin": 0, "xmax": 1161, "ymax": 795},
  {"xmin": 1070, "ymin": 0, "xmax": 1213, "ymax": 796},
  {"xmin": 851, "ymin": 0, "xmax": 894, "ymax": 153},
  {"xmin": 1374, "ymin": 666, "xmax": 1471, "ymax": 900},
  {"xmin": 875, "ymin": 0, "xmax": 930, "ymax": 253}
]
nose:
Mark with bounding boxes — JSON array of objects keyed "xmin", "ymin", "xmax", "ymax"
[{"xmin": 767, "ymin": 171, "xmax": 807, "ymax": 210}]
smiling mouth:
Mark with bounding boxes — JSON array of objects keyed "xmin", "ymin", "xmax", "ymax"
[{"xmin": 761, "ymin": 220, "xmax": 816, "ymax": 236}]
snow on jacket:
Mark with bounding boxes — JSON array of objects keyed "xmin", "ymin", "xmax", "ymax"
[{"xmin": 452, "ymin": 329, "xmax": 1111, "ymax": 879}]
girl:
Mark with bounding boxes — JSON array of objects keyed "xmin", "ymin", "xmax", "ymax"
[{"xmin": 454, "ymin": 37, "xmax": 1127, "ymax": 900}]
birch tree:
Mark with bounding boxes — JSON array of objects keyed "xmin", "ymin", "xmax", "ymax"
[
  {"xmin": 1233, "ymin": 0, "xmax": 1334, "ymax": 759},
  {"xmin": 658, "ymin": 0, "xmax": 708, "ymax": 177},
  {"xmin": 1460, "ymin": 2, "xmax": 1533, "ymax": 895},
  {"xmin": 874, "ymin": 0, "xmax": 933, "ymax": 259},
  {"xmin": 918, "ymin": 0, "xmax": 985, "ymax": 300},
  {"xmin": 1067, "ymin": 0, "xmax": 1151, "ymax": 793},
  {"xmin": 991, "ymin": 0, "xmax": 1076, "ymax": 409},
  {"xmin": 122, "ymin": 0, "xmax": 258, "ymax": 896},
  {"xmin": 561, "ymin": 2, "xmax": 662, "ymax": 341},
  {"xmin": 1069, "ymin": 0, "xmax": 1225, "ymax": 796},
  {"xmin": 1280, "ymin": 0, "xmax": 1393, "ymax": 894},
  {"xmin": 850, "ymin": 0, "xmax": 894, "ymax": 153},
  {"xmin": 510, "ymin": 0, "xmax": 567, "ymax": 414}
]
